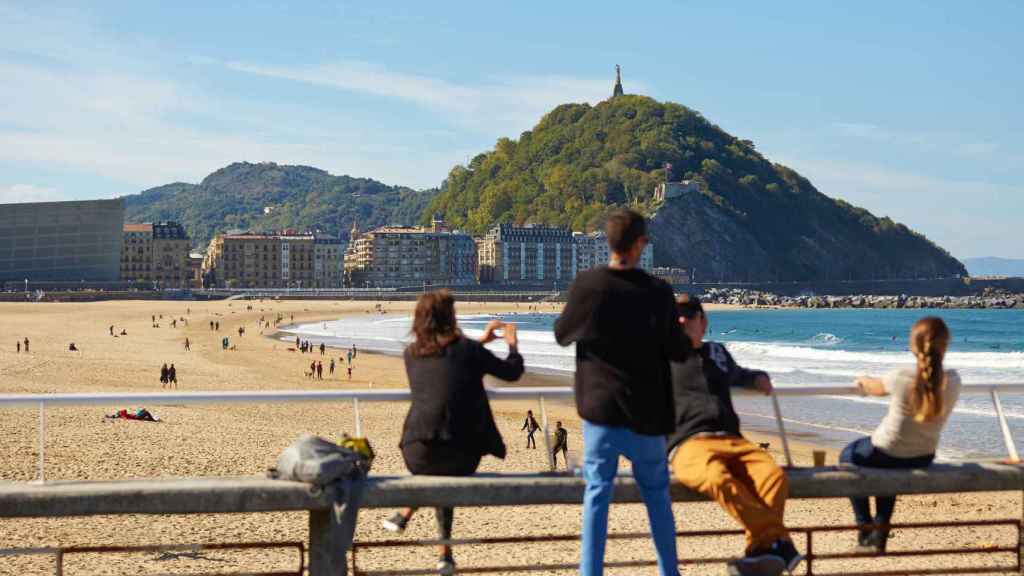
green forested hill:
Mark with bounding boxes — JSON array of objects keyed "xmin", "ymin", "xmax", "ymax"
[
  {"xmin": 123, "ymin": 162, "xmax": 437, "ymax": 248},
  {"xmin": 424, "ymin": 95, "xmax": 966, "ymax": 280}
]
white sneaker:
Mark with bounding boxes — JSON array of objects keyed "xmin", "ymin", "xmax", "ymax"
[
  {"xmin": 436, "ymin": 557, "xmax": 455, "ymax": 575},
  {"xmin": 381, "ymin": 512, "xmax": 408, "ymax": 533}
]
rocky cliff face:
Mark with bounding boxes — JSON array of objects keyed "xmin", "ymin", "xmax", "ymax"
[{"xmin": 648, "ymin": 187, "xmax": 772, "ymax": 281}]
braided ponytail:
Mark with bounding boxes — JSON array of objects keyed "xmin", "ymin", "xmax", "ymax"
[{"xmin": 911, "ymin": 317, "xmax": 950, "ymax": 422}]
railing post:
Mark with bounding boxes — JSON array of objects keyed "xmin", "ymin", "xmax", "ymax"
[
  {"xmin": 37, "ymin": 400, "xmax": 45, "ymax": 483},
  {"xmin": 991, "ymin": 389, "xmax": 1020, "ymax": 462},
  {"xmin": 770, "ymin": 392, "xmax": 794, "ymax": 468},
  {"xmin": 352, "ymin": 398, "xmax": 362, "ymax": 438},
  {"xmin": 308, "ymin": 509, "xmax": 347, "ymax": 576},
  {"xmin": 539, "ymin": 395, "xmax": 554, "ymax": 471}
]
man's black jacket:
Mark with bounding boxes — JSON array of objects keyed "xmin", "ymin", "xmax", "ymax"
[
  {"xmin": 667, "ymin": 341, "xmax": 767, "ymax": 451},
  {"xmin": 554, "ymin": 266, "xmax": 690, "ymax": 436}
]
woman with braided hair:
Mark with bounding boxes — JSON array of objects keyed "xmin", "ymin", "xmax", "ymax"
[{"xmin": 840, "ymin": 317, "xmax": 961, "ymax": 554}]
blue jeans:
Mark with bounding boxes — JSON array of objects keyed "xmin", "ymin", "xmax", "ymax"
[
  {"xmin": 580, "ymin": 420, "xmax": 679, "ymax": 576},
  {"xmin": 839, "ymin": 436, "xmax": 934, "ymax": 529}
]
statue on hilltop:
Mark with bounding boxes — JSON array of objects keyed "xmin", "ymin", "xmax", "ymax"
[{"xmin": 612, "ymin": 64, "xmax": 624, "ymax": 98}]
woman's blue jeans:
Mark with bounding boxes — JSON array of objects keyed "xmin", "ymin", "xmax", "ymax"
[
  {"xmin": 839, "ymin": 436, "xmax": 934, "ymax": 528},
  {"xmin": 580, "ymin": 420, "xmax": 679, "ymax": 576}
]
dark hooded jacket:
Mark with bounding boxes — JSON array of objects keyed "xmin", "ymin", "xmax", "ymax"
[{"xmin": 668, "ymin": 341, "xmax": 766, "ymax": 451}]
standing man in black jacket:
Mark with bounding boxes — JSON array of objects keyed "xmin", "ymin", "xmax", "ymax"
[
  {"xmin": 555, "ymin": 209, "xmax": 690, "ymax": 576},
  {"xmin": 668, "ymin": 295, "xmax": 802, "ymax": 576}
]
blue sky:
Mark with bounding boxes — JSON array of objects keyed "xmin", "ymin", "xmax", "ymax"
[{"xmin": 1, "ymin": 1, "xmax": 1020, "ymax": 259}]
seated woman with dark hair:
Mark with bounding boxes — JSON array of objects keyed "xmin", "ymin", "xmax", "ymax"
[{"xmin": 382, "ymin": 289, "xmax": 523, "ymax": 575}]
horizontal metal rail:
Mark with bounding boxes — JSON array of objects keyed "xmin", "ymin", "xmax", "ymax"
[
  {"xmin": 5, "ymin": 382, "xmax": 1024, "ymax": 481},
  {"xmin": 2, "ymin": 382, "xmax": 1024, "ymax": 407},
  {"xmin": 351, "ymin": 519, "xmax": 1021, "ymax": 576}
]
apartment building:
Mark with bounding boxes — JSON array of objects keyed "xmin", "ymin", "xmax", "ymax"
[
  {"xmin": 344, "ymin": 221, "xmax": 475, "ymax": 288},
  {"xmin": 476, "ymin": 224, "xmax": 574, "ymax": 286},
  {"xmin": 121, "ymin": 221, "xmax": 192, "ymax": 289},
  {"xmin": 203, "ymin": 231, "xmax": 343, "ymax": 288}
]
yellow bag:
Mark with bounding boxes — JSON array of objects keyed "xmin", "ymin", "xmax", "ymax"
[{"xmin": 339, "ymin": 435, "xmax": 375, "ymax": 472}]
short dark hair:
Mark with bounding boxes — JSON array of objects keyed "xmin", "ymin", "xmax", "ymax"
[
  {"xmin": 605, "ymin": 209, "xmax": 647, "ymax": 254},
  {"xmin": 676, "ymin": 294, "xmax": 705, "ymax": 319}
]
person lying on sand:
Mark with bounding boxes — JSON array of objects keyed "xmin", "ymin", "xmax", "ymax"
[{"xmin": 105, "ymin": 408, "xmax": 160, "ymax": 422}]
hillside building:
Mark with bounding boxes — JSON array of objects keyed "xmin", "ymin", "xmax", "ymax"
[
  {"xmin": 121, "ymin": 222, "xmax": 192, "ymax": 289},
  {"xmin": 203, "ymin": 231, "xmax": 343, "ymax": 289},
  {"xmin": 654, "ymin": 180, "xmax": 700, "ymax": 202},
  {"xmin": 344, "ymin": 220, "xmax": 476, "ymax": 288},
  {"xmin": 0, "ymin": 199, "xmax": 125, "ymax": 283}
]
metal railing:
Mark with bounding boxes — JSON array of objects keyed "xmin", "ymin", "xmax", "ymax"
[{"xmin": 1, "ymin": 383, "xmax": 1022, "ymax": 482}]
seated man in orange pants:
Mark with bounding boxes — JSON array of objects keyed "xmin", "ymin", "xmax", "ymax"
[{"xmin": 668, "ymin": 295, "xmax": 803, "ymax": 576}]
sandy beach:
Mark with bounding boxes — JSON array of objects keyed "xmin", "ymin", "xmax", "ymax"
[{"xmin": 0, "ymin": 298, "xmax": 1018, "ymax": 575}]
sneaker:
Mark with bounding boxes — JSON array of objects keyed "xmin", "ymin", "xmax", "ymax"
[
  {"xmin": 853, "ymin": 529, "xmax": 888, "ymax": 554},
  {"xmin": 771, "ymin": 539, "xmax": 804, "ymax": 573},
  {"xmin": 436, "ymin": 555, "xmax": 455, "ymax": 575},
  {"xmin": 732, "ymin": 549, "xmax": 785, "ymax": 576},
  {"xmin": 381, "ymin": 512, "xmax": 408, "ymax": 533}
]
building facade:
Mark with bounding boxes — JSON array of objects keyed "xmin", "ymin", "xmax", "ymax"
[
  {"xmin": 0, "ymin": 199, "xmax": 125, "ymax": 283},
  {"xmin": 121, "ymin": 222, "xmax": 192, "ymax": 289},
  {"xmin": 476, "ymin": 224, "xmax": 575, "ymax": 287},
  {"xmin": 203, "ymin": 231, "xmax": 344, "ymax": 289},
  {"xmin": 344, "ymin": 222, "xmax": 476, "ymax": 288},
  {"xmin": 583, "ymin": 231, "xmax": 653, "ymax": 272}
]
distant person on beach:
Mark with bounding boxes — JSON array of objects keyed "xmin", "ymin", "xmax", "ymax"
[
  {"xmin": 669, "ymin": 295, "xmax": 802, "ymax": 576},
  {"xmin": 215, "ymin": 321, "xmax": 220, "ymax": 331},
  {"xmin": 329, "ymin": 358, "xmax": 335, "ymax": 375},
  {"xmin": 381, "ymin": 290, "xmax": 523, "ymax": 575},
  {"xmin": 347, "ymin": 350, "xmax": 352, "ymax": 365},
  {"xmin": 352, "ymin": 344, "xmax": 357, "ymax": 359},
  {"xmin": 320, "ymin": 342, "xmax": 326, "ymax": 356},
  {"xmin": 109, "ymin": 325, "xmax": 114, "ymax": 336},
  {"xmin": 347, "ymin": 366, "xmax": 352, "ymax": 380},
  {"xmin": 210, "ymin": 321, "xmax": 215, "ymax": 331},
  {"xmin": 184, "ymin": 338, "xmax": 191, "ymax": 351},
  {"xmin": 295, "ymin": 336, "xmax": 301, "ymax": 349},
  {"xmin": 842, "ymin": 317, "xmax": 961, "ymax": 554},
  {"xmin": 121, "ymin": 329, "xmax": 127, "ymax": 336},
  {"xmin": 160, "ymin": 363, "xmax": 169, "ymax": 386},
  {"xmin": 309, "ymin": 360, "xmax": 316, "ymax": 378},
  {"xmin": 168, "ymin": 364, "xmax": 177, "ymax": 387},
  {"xmin": 521, "ymin": 410, "xmax": 541, "ymax": 449},
  {"xmin": 16, "ymin": 341, "xmax": 20, "ymax": 353},
  {"xmin": 68, "ymin": 342, "xmax": 77, "ymax": 352},
  {"xmin": 23, "ymin": 338, "xmax": 29, "ymax": 353},
  {"xmin": 554, "ymin": 209, "xmax": 689, "ymax": 576},
  {"xmin": 316, "ymin": 361, "xmax": 323, "ymax": 380},
  {"xmin": 552, "ymin": 421, "xmax": 569, "ymax": 468}
]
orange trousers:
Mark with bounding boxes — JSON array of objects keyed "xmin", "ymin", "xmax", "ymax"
[{"xmin": 671, "ymin": 436, "xmax": 790, "ymax": 552}]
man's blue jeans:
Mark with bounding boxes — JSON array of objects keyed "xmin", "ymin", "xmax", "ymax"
[{"xmin": 580, "ymin": 420, "xmax": 679, "ymax": 576}]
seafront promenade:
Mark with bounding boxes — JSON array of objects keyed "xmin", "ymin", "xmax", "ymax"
[{"xmin": 1, "ymin": 299, "xmax": 1022, "ymax": 575}]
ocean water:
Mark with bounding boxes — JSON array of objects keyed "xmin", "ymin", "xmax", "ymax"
[{"xmin": 282, "ymin": 309, "xmax": 1024, "ymax": 459}]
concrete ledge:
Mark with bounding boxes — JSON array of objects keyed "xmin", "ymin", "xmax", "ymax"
[{"xmin": 2, "ymin": 462, "xmax": 1023, "ymax": 518}]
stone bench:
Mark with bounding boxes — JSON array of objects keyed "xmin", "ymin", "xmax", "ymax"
[{"xmin": 2, "ymin": 462, "xmax": 1023, "ymax": 574}]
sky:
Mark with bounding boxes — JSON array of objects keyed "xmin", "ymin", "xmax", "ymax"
[{"xmin": 1, "ymin": 1, "xmax": 1021, "ymax": 259}]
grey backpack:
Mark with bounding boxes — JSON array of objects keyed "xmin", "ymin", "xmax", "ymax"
[{"xmin": 271, "ymin": 434, "xmax": 367, "ymax": 486}]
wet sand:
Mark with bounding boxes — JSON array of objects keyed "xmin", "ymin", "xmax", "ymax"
[{"xmin": 0, "ymin": 299, "xmax": 1018, "ymax": 575}]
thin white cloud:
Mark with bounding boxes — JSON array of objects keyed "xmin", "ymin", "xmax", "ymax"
[
  {"xmin": 0, "ymin": 184, "xmax": 68, "ymax": 204},
  {"xmin": 222, "ymin": 59, "xmax": 639, "ymax": 135}
]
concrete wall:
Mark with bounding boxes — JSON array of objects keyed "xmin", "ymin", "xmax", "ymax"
[{"xmin": 0, "ymin": 199, "xmax": 125, "ymax": 282}]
